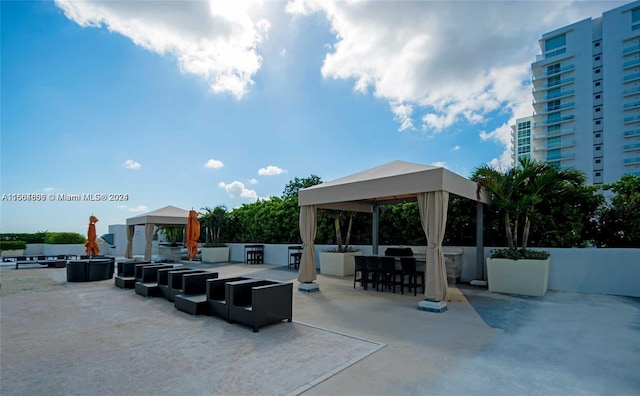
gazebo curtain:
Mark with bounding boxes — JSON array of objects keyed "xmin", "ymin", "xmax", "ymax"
[
  {"xmin": 418, "ymin": 191, "xmax": 450, "ymax": 302},
  {"xmin": 125, "ymin": 225, "xmax": 134, "ymax": 259},
  {"xmin": 297, "ymin": 205, "xmax": 317, "ymax": 283},
  {"xmin": 144, "ymin": 223, "xmax": 154, "ymax": 261}
]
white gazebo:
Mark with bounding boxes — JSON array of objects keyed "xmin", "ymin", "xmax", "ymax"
[
  {"xmin": 297, "ymin": 160, "xmax": 490, "ymax": 312},
  {"xmin": 125, "ymin": 205, "xmax": 189, "ymax": 261}
]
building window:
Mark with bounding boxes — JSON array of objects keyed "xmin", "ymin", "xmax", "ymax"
[
  {"xmin": 548, "ymin": 75, "xmax": 561, "ymax": 88},
  {"xmin": 595, "ymin": 94, "xmax": 601, "ymax": 99},
  {"xmin": 595, "ymin": 146, "xmax": 602, "ymax": 151},
  {"xmin": 595, "ymin": 107, "xmax": 601, "ymax": 112},
  {"xmin": 547, "ymin": 63, "xmax": 560, "ymax": 75},
  {"xmin": 545, "ymin": 34, "xmax": 566, "ymax": 51},
  {"xmin": 632, "ymin": 7, "xmax": 640, "ymax": 23},
  {"xmin": 596, "ymin": 133, "xmax": 601, "ymax": 138},
  {"xmin": 595, "ymin": 172, "xmax": 601, "ymax": 177},
  {"xmin": 548, "ymin": 100, "xmax": 561, "ymax": 112},
  {"xmin": 518, "ymin": 121, "xmax": 531, "ymax": 130},
  {"xmin": 595, "ymin": 55, "xmax": 601, "ymax": 61},
  {"xmin": 596, "ymin": 159, "xmax": 601, "ymax": 164},
  {"xmin": 595, "ymin": 68, "xmax": 601, "ymax": 74},
  {"xmin": 595, "ymin": 120, "xmax": 601, "ymax": 125},
  {"xmin": 595, "ymin": 81, "xmax": 601, "ymax": 87},
  {"xmin": 594, "ymin": 42, "xmax": 601, "ymax": 48}
]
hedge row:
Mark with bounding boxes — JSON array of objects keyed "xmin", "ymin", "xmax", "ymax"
[{"xmin": 0, "ymin": 232, "xmax": 86, "ymax": 245}]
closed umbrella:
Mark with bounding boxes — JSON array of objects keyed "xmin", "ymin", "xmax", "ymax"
[
  {"xmin": 185, "ymin": 210, "xmax": 200, "ymax": 260},
  {"xmin": 85, "ymin": 215, "xmax": 100, "ymax": 257}
]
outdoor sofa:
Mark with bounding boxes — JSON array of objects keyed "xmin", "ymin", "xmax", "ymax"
[
  {"xmin": 227, "ymin": 279, "xmax": 293, "ymax": 332},
  {"xmin": 166, "ymin": 269, "xmax": 207, "ymax": 302},
  {"xmin": 114, "ymin": 260, "xmax": 151, "ymax": 288}
]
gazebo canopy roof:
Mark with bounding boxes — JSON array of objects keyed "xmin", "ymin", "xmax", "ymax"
[
  {"xmin": 125, "ymin": 205, "xmax": 189, "ymax": 226},
  {"xmin": 298, "ymin": 160, "xmax": 490, "ymax": 212}
]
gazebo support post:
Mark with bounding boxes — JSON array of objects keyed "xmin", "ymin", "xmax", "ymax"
[
  {"xmin": 372, "ymin": 203, "xmax": 379, "ymax": 255},
  {"xmin": 471, "ymin": 201, "xmax": 487, "ymax": 287}
]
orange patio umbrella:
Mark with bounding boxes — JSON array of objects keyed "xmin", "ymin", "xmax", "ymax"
[
  {"xmin": 185, "ymin": 210, "xmax": 200, "ymax": 260},
  {"xmin": 85, "ymin": 215, "xmax": 100, "ymax": 257}
]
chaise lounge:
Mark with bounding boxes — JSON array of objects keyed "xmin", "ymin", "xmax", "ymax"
[{"xmin": 227, "ymin": 279, "xmax": 293, "ymax": 332}]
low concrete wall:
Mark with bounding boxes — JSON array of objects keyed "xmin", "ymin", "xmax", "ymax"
[
  {"xmin": 226, "ymin": 243, "xmax": 640, "ymax": 297},
  {"xmin": 42, "ymin": 244, "xmax": 87, "ymax": 256}
]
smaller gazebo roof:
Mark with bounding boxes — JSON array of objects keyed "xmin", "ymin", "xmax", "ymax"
[
  {"xmin": 125, "ymin": 205, "xmax": 189, "ymax": 226},
  {"xmin": 298, "ymin": 160, "xmax": 490, "ymax": 212}
]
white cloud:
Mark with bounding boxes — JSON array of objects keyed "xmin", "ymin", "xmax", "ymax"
[
  {"xmin": 44, "ymin": 187, "xmax": 55, "ymax": 192},
  {"xmin": 122, "ymin": 160, "xmax": 141, "ymax": 170},
  {"xmin": 218, "ymin": 181, "xmax": 258, "ymax": 200},
  {"xmin": 452, "ymin": 145, "xmax": 460, "ymax": 152},
  {"xmin": 204, "ymin": 159, "xmax": 224, "ymax": 169},
  {"xmin": 431, "ymin": 161, "xmax": 446, "ymax": 168},
  {"xmin": 118, "ymin": 204, "xmax": 148, "ymax": 212},
  {"xmin": 54, "ymin": 0, "xmax": 270, "ymax": 99},
  {"xmin": 248, "ymin": 178, "xmax": 259, "ymax": 185},
  {"xmin": 286, "ymin": 1, "xmax": 625, "ymax": 161},
  {"xmin": 280, "ymin": 48, "xmax": 287, "ymax": 56},
  {"xmin": 258, "ymin": 165, "xmax": 287, "ymax": 176}
]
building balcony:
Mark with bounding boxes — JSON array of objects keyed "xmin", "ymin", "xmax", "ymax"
[
  {"xmin": 623, "ymin": 156, "xmax": 640, "ymax": 165},
  {"xmin": 624, "ymin": 142, "xmax": 640, "ymax": 152},
  {"xmin": 623, "ymin": 44, "xmax": 640, "ymax": 55},
  {"xmin": 532, "ymin": 89, "xmax": 575, "ymax": 104},
  {"xmin": 533, "ymin": 139, "xmax": 576, "ymax": 152},
  {"xmin": 624, "ymin": 100, "xmax": 640, "ymax": 110},
  {"xmin": 623, "ymin": 86, "xmax": 640, "ymax": 96},
  {"xmin": 623, "ymin": 72, "xmax": 640, "ymax": 83},
  {"xmin": 531, "ymin": 127, "xmax": 575, "ymax": 140},
  {"xmin": 624, "ymin": 128, "xmax": 640, "ymax": 138},
  {"xmin": 533, "ymin": 115, "xmax": 575, "ymax": 128},
  {"xmin": 547, "ymin": 152, "xmax": 575, "ymax": 162},
  {"xmin": 531, "ymin": 64, "xmax": 575, "ymax": 81},
  {"xmin": 623, "ymin": 114, "xmax": 640, "ymax": 124},
  {"xmin": 623, "ymin": 58, "xmax": 640, "ymax": 69},
  {"xmin": 534, "ymin": 102, "xmax": 575, "ymax": 116},
  {"xmin": 531, "ymin": 77, "xmax": 574, "ymax": 93}
]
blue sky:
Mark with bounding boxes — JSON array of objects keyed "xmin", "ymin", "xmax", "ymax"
[{"xmin": 1, "ymin": 0, "xmax": 629, "ymax": 235}]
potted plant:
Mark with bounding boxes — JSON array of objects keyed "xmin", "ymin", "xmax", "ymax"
[
  {"xmin": 158, "ymin": 226, "xmax": 183, "ymax": 262},
  {"xmin": 319, "ymin": 211, "xmax": 362, "ymax": 276},
  {"xmin": 199, "ymin": 205, "xmax": 229, "ymax": 263},
  {"xmin": 473, "ymin": 158, "xmax": 585, "ymax": 296}
]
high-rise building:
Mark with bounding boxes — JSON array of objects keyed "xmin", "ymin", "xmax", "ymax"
[{"xmin": 512, "ymin": 1, "xmax": 640, "ymax": 185}]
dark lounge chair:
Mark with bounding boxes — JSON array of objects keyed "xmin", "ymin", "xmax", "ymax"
[
  {"xmin": 166, "ymin": 269, "xmax": 207, "ymax": 302},
  {"xmin": 227, "ymin": 279, "xmax": 293, "ymax": 332},
  {"xmin": 157, "ymin": 267, "xmax": 194, "ymax": 300},
  {"xmin": 206, "ymin": 276, "xmax": 253, "ymax": 320},
  {"xmin": 114, "ymin": 260, "xmax": 151, "ymax": 289},
  {"xmin": 135, "ymin": 264, "xmax": 174, "ymax": 297},
  {"xmin": 174, "ymin": 272, "xmax": 220, "ymax": 315}
]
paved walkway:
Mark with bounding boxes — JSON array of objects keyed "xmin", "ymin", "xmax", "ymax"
[{"xmin": 1, "ymin": 262, "xmax": 639, "ymax": 395}]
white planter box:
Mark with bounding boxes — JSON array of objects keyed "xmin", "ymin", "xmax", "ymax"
[
  {"xmin": 319, "ymin": 251, "xmax": 362, "ymax": 277},
  {"xmin": 1, "ymin": 249, "xmax": 24, "ymax": 257},
  {"xmin": 487, "ymin": 257, "xmax": 550, "ymax": 297},
  {"xmin": 201, "ymin": 247, "xmax": 230, "ymax": 263}
]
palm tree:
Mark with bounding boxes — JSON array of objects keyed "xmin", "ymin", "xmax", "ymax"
[
  {"xmin": 199, "ymin": 205, "xmax": 227, "ymax": 245},
  {"xmin": 473, "ymin": 157, "xmax": 585, "ymax": 251}
]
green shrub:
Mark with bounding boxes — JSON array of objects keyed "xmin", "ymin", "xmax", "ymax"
[
  {"xmin": 490, "ymin": 248, "xmax": 550, "ymax": 260},
  {"xmin": 44, "ymin": 232, "xmax": 86, "ymax": 244},
  {"xmin": 0, "ymin": 240, "xmax": 27, "ymax": 250},
  {"xmin": 0, "ymin": 232, "xmax": 47, "ymax": 244}
]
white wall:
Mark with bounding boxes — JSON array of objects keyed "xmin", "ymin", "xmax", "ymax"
[{"xmin": 226, "ymin": 243, "xmax": 640, "ymax": 297}]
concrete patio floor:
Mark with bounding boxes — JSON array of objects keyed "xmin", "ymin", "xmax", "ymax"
[{"xmin": 1, "ymin": 261, "xmax": 639, "ymax": 395}]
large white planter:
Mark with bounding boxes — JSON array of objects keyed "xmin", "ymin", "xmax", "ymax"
[
  {"xmin": 201, "ymin": 247, "xmax": 230, "ymax": 263},
  {"xmin": 1, "ymin": 249, "xmax": 24, "ymax": 257},
  {"xmin": 319, "ymin": 251, "xmax": 362, "ymax": 277},
  {"xmin": 487, "ymin": 257, "xmax": 550, "ymax": 297}
]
